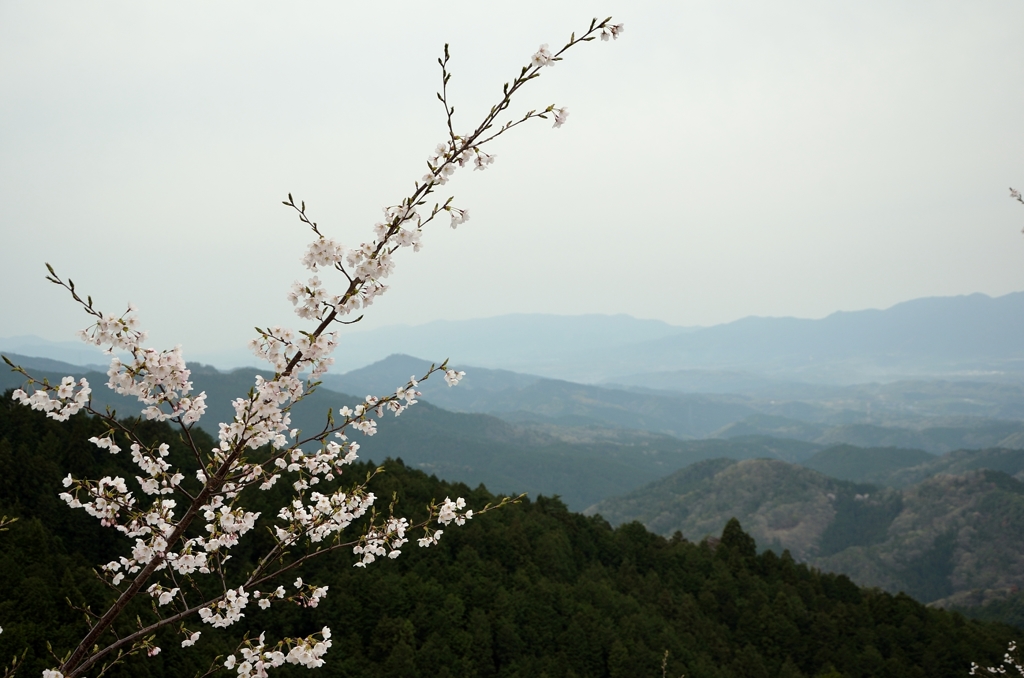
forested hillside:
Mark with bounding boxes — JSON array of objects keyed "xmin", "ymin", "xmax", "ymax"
[
  {"xmin": 591, "ymin": 456, "xmax": 1024, "ymax": 609},
  {"xmin": 0, "ymin": 400, "xmax": 1019, "ymax": 677}
]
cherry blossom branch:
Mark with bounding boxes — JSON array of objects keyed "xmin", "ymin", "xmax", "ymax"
[
  {"xmin": 4, "ymin": 16, "xmax": 622, "ymax": 678},
  {"xmin": 275, "ymin": 17, "xmax": 621, "ymax": 378},
  {"xmin": 24, "ymin": 343, "xmax": 462, "ymax": 677}
]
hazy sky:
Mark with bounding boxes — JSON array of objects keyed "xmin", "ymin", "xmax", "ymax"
[{"xmin": 2, "ymin": 1, "xmax": 1023, "ymax": 360}]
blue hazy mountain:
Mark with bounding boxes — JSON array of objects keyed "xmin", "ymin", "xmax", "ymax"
[
  {"xmin": 7, "ymin": 291, "xmax": 1024, "ymax": 384},
  {"xmin": 319, "ymin": 291, "xmax": 1024, "ymax": 383},
  {"xmin": 608, "ymin": 291, "xmax": 1024, "ymax": 384},
  {"xmin": 316, "ymin": 312, "xmax": 693, "ymax": 379},
  {"xmin": 0, "ymin": 335, "xmax": 110, "ymax": 370}
]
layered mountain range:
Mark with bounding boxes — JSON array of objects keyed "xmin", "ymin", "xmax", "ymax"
[
  {"xmin": 6, "ymin": 290, "xmax": 1024, "ymax": 383},
  {"xmin": 313, "ymin": 290, "xmax": 1024, "ymax": 383}
]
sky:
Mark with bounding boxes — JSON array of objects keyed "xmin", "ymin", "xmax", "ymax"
[{"xmin": 2, "ymin": 0, "xmax": 1023, "ymax": 363}]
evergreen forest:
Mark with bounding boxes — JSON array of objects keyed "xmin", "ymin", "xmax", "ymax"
[{"xmin": 0, "ymin": 395, "xmax": 1020, "ymax": 677}]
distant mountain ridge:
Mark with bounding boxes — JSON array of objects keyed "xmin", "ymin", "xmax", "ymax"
[
  {"xmin": 610, "ymin": 291, "xmax": 1024, "ymax": 384},
  {"xmin": 21, "ymin": 351, "xmax": 987, "ymax": 509},
  {"xmin": 320, "ymin": 354, "xmax": 761, "ymax": 439},
  {"xmin": 0, "ymin": 335, "xmax": 109, "ymax": 370},
  {"xmin": 8, "ymin": 291, "xmax": 1024, "ymax": 384},
  {"xmin": 326, "ymin": 291, "xmax": 1024, "ymax": 383}
]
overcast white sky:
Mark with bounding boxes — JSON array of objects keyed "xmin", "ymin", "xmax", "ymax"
[{"xmin": 2, "ymin": 1, "xmax": 1023, "ymax": 359}]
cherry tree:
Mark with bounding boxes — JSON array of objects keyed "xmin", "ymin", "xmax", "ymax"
[{"xmin": 1, "ymin": 17, "xmax": 623, "ymax": 678}]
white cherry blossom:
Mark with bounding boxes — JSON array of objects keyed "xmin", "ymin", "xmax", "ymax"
[{"xmin": 531, "ymin": 43, "xmax": 554, "ymax": 67}]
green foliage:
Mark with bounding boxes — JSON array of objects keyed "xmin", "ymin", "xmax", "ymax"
[{"xmin": 1, "ymin": 401, "xmax": 1021, "ymax": 676}]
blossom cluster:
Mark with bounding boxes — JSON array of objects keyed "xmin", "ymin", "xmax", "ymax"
[
  {"xmin": 444, "ymin": 369, "xmax": 466, "ymax": 387},
  {"xmin": 600, "ymin": 23, "xmax": 624, "ymax": 40},
  {"xmin": 291, "ymin": 578, "xmax": 330, "ymax": 608},
  {"xmin": 147, "ymin": 583, "xmax": 180, "ymax": 607},
  {"xmin": 106, "ymin": 346, "xmax": 208, "ymax": 424},
  {"xmin": 248, "ymin": 327, "xmax": 338, "ymax": 382},
  {"xmin": 11, "ymin": 376, "xmax": 91, "ymax": 422},
  {"xmin": 253, "ymin": 586, "xmax": 287, "ymax": 611},
  {"xmin": 218, "ymin": 372, "xmax": 306, "ymax": 451},
  {"xmin": 76, "ymin": 305, "xmax": 146, "ymax": 351},
  {"xmin": 276, "ymin": 488, "xmax": 376, "ymax": 547},
  {"xmin": 223, "ymin": 627, "xmax": 333, "ymax": 677},
  {"xmin": 437, "ymin": 496, "xmax": 473, "ymax": 526},
  {"xmin": 423, "ymin": 141, "xmax": 495, "ymax": 189},
  {"xmin": 199, "ymin": 587, "xmax": 251, "ymax": 628},
  {"xmin": 418, "ymin": 496, "xmax": 475, "ymax": 548},
  {"xmin": 353, "ymin": 516, "xmax": 411, "ymax": 566}
]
